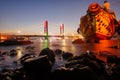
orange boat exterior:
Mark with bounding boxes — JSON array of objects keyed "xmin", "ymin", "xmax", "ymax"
[
  {"xmin": 95, "ymin": 9, "xmax": 115, "ymax": 39},
  {"xmin": 78, "ymin": 2, "xmax": 118, "ymax": 41}
]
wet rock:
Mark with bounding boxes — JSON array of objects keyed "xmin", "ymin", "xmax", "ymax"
[
  {"xmin": 26, "ymin": 46, "xmax": 35, "ymax": 50},
  {"xmin": 72, "ymin": 39, "xmax": 84, "ymax": 44},
  {"xmin": 65, "ymin": 60, "xmax": 82, "ymax": 68},
  {"xmin": 107, "ymin": 55, "xmax": 120, "ymax": 64},
  {"xmin": 1, "ymin": 51, "xmax": 8, "ymax": 56},
  {"xmin": 52, "ymin": 65, "xmax": 99, "ymax": 80},
  {"xmin": 86, "ymin": 38, "xmax": 100, "ymax": 43},
  {"xmin": 98, "ymin": 51, "xmax": 115, "ymax": 60},
  {"xmin": 1, "ymin": 48, "xmax": 120, "ymax": 80},
  {"xmin": 54, "ymin": 49, "xmax": 63, "ymax": 55},
  {"xmin": 106, "ymin": 56, "xmax": 120, "ymax": 80},
  {"xmin": 110, "ymin": 64, "xmax": 120, "ymax": 80},
  {"xmin": 23, "ymin": 55, "xmax": 52, "ymax": 80},
  {"xmin": 52, "ymin": 68, "xmax": 74, "ymax": 80},
  {"xmin": 10, "ymin": 49, "xmax": 16, "ymax": 53},
  {"xmin": 26, "ymin": 46, "xmax": 36, "ymax": 53},
  {"xmin": 109, "ymin": 45, "xmax": 120, "ymax": 49},
  {"xmin": 68, "ymin": 50, "xmax": 97, "ymax": 62},
  {"xmin": 9, "ymin": 52, "xmax": 17, "ymax": 57},
  {"xmin": 62, "ymin": 52, "xmax": 73, "ymax": 60},
  {"xmin": 0, "ymin": 51, "xmax": 9, "ymax": 57},
  {"xmin": 116, "ymin": 25, "xmax": 120, "ymax": 35},
  {"xmin": 39, "ymin": 48, "xmax": 55, "ymax": 65},
  {"xmin": 0, "ymin": 67, "xmax": 26, "ymax": 80},
  {"xmin": 54, "ymin": 49, "xmax": 64, "ymax": 62},
  {"xmin": 9, "ymin": 49, "xmax": 17, "ymax": 57},
  {"xmin": 0, "ymin": 69, "xmax": 14, "ymax": 80},
  {"xmin": 64, "ymin": 51, "xmax": 108, "ymax": 80},
  {"xmin": 18, "ymin": 53, "xmax": 36, "ymax": 64},
  {"xmin": 107, "ymin": 55, "xmax": 118, "ymax": 63},
  {"xmin": 0, "ymin": 57, "xmax": 5, "ymax": 61}
]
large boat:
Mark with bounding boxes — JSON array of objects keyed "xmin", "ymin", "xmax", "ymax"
[{"xmin": 77, "ymin": 2, "xmax": 120, "ymax": 42}]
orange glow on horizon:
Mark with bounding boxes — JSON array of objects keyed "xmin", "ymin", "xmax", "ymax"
[{"xmin": 0, "ymin": 36, "xmax": 7, "ymax": 40}]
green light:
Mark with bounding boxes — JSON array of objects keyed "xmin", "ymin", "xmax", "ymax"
[{"xmin": 43, "ymin": 38, "xmax": 48, "ymax": 48}]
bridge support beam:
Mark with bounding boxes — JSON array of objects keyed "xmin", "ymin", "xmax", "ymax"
[
  {"xmin": 44, "ymin": 20, "xmax": 48, "ymax": 41},
  {"xmin": 44, "ymin": 20, "xmax": 49, "ymax": 48},
  {"xmin": 60, "ymin": 24, "xmax": 64, "ymax": 39}
]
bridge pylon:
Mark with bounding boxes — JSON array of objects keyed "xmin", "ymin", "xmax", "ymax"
[
  {"xmin": 44, "ymin": 20, "xmax": 48, "ymax": 40},
  {"xmin": 60, "ymin": 24, "xmax": 64, "ymax": 39}
]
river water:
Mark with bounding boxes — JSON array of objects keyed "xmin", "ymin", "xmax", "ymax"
[{"xmin": 0, "ymin": 37, "xmax": 120, "ymax": 72}]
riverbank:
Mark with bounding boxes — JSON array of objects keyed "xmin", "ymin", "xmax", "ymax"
[{"xmin": 0, "ymin": 40, "xmax": 33, "ymax": 46}]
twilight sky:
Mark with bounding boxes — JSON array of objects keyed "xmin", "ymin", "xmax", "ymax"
[{"xmin": 0, "ymin": 0, "xmax": 120, "ymax": 35}]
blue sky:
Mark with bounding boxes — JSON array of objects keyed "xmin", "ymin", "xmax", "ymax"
[{"xmin": 0, "ymin": 0, "xmax": 120, "ymax": 35}]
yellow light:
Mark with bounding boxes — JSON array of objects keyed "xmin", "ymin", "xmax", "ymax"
[
  {"xmin": 62, "ymin": 39, "xmax": 66, "ymax": 46},
  {"xmin": 16, "ymin": 47, "xmax": 23, "ymax": 59}
]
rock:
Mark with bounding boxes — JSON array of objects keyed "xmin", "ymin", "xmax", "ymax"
[
  {"xmin": 9, "ymin": 49, "xmax": 17, "ymax": 57},
  {"xmin": 107, "ymin": 55, "xmax": 117, "ymax": 63},
  {"xmin": 1, "ymin": 51, "xmax": 8, "ymax": 56},
  {"xmin": 64, "ymin": 51, "xmax": 108, "ymax": 80},
  {"xmin": 62, "ymin": 52, "xmax": 73, "ymax": 60},
  {"xmin": 109, "ymin": 45, "xmax": 120, "ymax": 49},
  {"xmin": 85, "ymin": 38, "xmax": 100, "ymax": 43},
  {"xmin": 52, "ymin": 65, "xmax": 98, "ymax": 80},
  {"xmin": 0, "ymin": 67, "xmax": 26, "ymax": 80},
  {"xmin": 72, "ymin": 39, "xmax": 84, "ymax": 44},
  {"xmin": 18, "ymin": 53, "xmax": 35, "ymax": 64},
  {"xmin": 39, "ymin": 48, "xmax": 55, "ymax": 65},
  {"xmin": 54, "ymin": 49, "xmax": 63, "ymax": 55},
  {"xmin": 107, "ymin": 56, "xmax": 120, "ymax": 80},
  {"xmin": 23, "ymin": 55, "xmax": 52, "ymax": 80}
]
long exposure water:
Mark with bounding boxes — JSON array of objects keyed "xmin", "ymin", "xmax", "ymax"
[{"xmin": 0, "ymin": 37, "xmax": 120, "ymax": 72}]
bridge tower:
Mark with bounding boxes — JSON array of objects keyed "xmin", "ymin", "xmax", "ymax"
[
  {"xmin": 43, "ymin": 20, "xmax": 49, "ymax": 48},
  {"xmin": 60, "ymin": 24, "xmax": 64, "ymax": 39},
  {"xmin": 44, "ymin": 20, "xmax": 48, "ymax": 40},
  {"xmin": 60, "ymin": 24, "xmax": 64, "ymax": 36}
]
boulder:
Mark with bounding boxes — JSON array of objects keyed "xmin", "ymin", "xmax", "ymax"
[
  {"xmin": 23, "ymin": 55, "xmax": 52, "ymax": 80},
  {"xmin": 39, "ymin": 48, "xmax": 55, "ymax": 65}
]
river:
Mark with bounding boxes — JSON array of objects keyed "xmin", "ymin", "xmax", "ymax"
[{"xmin": 0, "ymin": 37, "xmax": 120, "ymax": 72}]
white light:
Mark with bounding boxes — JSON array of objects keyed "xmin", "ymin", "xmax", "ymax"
[{"xmin": 17, "ymin": 30, "xmax": 21, "ymax": 34}]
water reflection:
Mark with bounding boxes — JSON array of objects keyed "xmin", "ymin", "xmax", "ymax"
[
  {"xmin": 17, "ymin": 49, "xmax": 23, "ymax": 59},
  {"xmin": 0, "ymin": 38, "xmax": 120, "ymax": 71},
  {"xmin": 43, "ymin": 39, "xmax": 49, "ymax": 48},
  {"xmin": 61, "ymin": 39, "xmax": 67, "ymax": 51}
]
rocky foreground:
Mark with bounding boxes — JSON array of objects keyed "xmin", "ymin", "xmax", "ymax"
[{"xmin": 0, "ymin": 48, "xmax": 120, "ymax": 80}]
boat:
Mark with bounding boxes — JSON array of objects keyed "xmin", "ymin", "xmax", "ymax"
[{"xmin": 77, "ymin": 2, "xmax": 120, "ymax": 42}]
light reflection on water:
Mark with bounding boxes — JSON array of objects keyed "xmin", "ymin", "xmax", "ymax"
[
  {"xmin": 17, "ymin": 49, "xmax": 23, "ymax": 59},
  {"xmin": 0, "ymin": 38, "xmax": 120, "ymax": 71}
]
